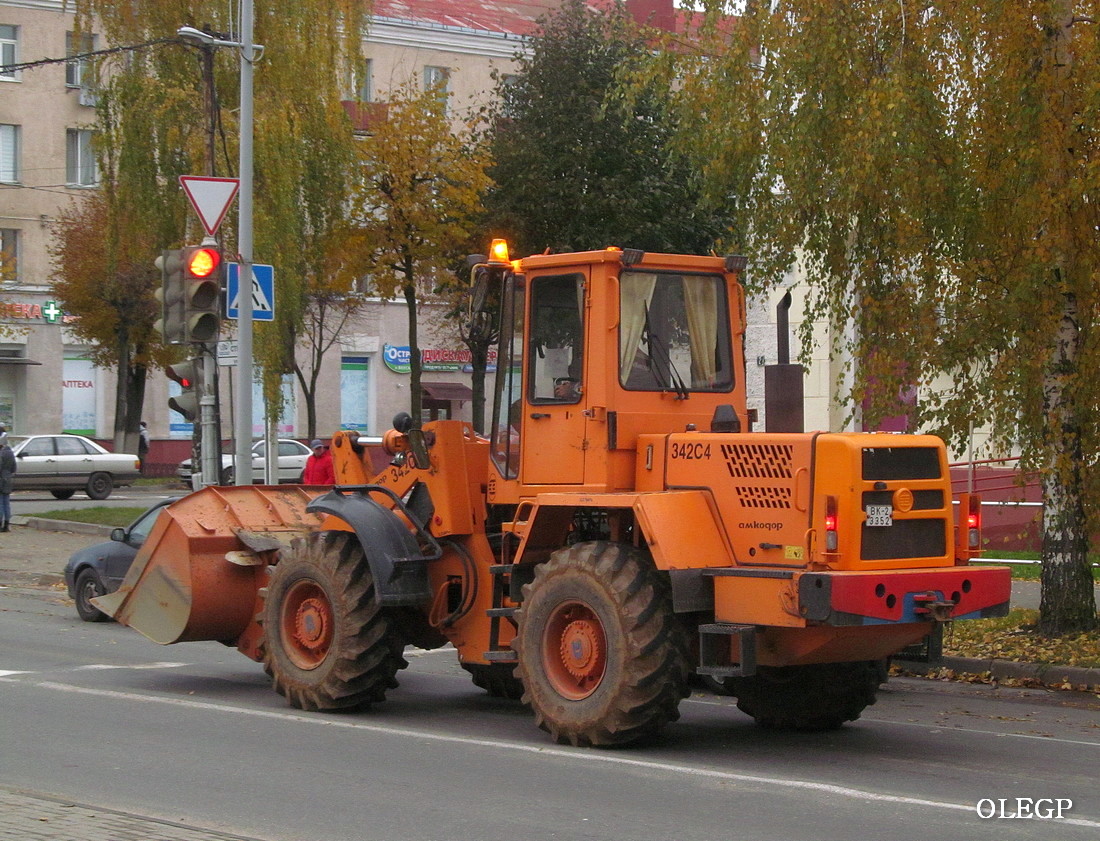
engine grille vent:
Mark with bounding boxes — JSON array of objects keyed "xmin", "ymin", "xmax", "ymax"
[
  {"xmin": 722, "ymin": 443, "xmax": 794, "ymax": 479},
  {"xmin": 735, "ymin": 485, "xmax": 793, "ymax": 509}
]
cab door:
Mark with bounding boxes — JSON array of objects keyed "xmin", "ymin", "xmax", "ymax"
[{"xmin": 520, "ymin": 271, "xmax": 587, "ymax": 486}]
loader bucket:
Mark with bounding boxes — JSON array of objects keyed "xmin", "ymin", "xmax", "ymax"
[{"xmin": 94, "ymin": 485, "xmax": 326, "ymax": 645}]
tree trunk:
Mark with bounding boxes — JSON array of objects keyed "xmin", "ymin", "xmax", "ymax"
[
  {"xmin": 1036, "ymin": 3, "xmax": 1097, "ymax": 635},
  {"xmin": 1038, "ymin": 290, "xmax": 1097, "ymax": 635},
  {"xmin": 112, "ymin": 336, "xmax": 147, "ymax": 456},
  {"xmin": 403, "ymin": 262, "xmax": 422, "ymax": 425}
]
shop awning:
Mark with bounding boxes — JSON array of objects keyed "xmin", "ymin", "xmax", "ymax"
[{"xmin": 421, "ymin": 381, "xmax": 474, "ymax": 402}]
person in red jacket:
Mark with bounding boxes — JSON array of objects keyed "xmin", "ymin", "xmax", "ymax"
[{"xmin": 302, "ymin": 439, "xmax": 335, "ymax": 485}]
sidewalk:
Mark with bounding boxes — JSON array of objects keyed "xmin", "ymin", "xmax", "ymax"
[
  {"xmin": 0, "ymin": 786, "xmax": 267, "ymax": 841},
  {"xmin": 1, "ymin": 517, "xmax": 1096, "ymax": 691}
]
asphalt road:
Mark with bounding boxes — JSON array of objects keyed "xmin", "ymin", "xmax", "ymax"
[
  {"xmin": 10, "ymin": 483, "xmax": 187, "ymax": 516},
  {"xmin": 1, "ymin": 583, "xmax": 1098, "ymax": 841}
]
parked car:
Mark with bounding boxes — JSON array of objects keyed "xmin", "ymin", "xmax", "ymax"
[
  {"xmin": 63, "ymin": 498, "xmax": 173, "ymax": 622},
  {"xmin": 7, "ymin": 434, "xmax": 142, "ymax": 500},
  {"xmin": 177, "ymin": 438, "xmax": 312, "ymax": 486}
]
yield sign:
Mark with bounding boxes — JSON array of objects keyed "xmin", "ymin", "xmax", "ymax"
[{"xmin": 179, "ymin": 175, "xmax": 240, "ymax": 236}]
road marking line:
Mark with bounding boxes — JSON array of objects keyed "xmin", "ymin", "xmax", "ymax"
[
  {"xmin": 0, "ymin": 662, "xmax": 190, "ymax": 678},
  {"xmin": 72, "ymin": 662, "xmax": 190, "ymax": 671},
  {"xmin": 10, "ymin": 678, "xmax": 1100, "ymax": 829}
]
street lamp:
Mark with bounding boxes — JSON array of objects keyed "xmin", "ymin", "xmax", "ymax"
[{"xmin": 176, "ymin": 11, "xmax": 262, "ymax": 485}]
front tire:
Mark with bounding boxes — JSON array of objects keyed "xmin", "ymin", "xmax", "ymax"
[
  {"xmin": 728, "ymin": 661, "xmax": 882, "ymax": 730},
  {"xmin": 51, "ymin": 489, "xmax": 76, "ymax": 500},
  {"xmin": 85, "ymin": 472, "xmax": 113, "ymax": 500},
  {"xmin": 513, "ymin": 541, "xmax": 690, "ymax": 747},
  {"xmin": 74, "ymin": 568, "xmax": 109, "ymax": 622},
  {"xmin": 261, "ymin": 531, "xmax": 407, "ymax": 711}
]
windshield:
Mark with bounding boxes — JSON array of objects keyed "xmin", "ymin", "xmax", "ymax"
[{"xmin": 619, "ymin": 271, "xmax": 733, "ymax": 393}]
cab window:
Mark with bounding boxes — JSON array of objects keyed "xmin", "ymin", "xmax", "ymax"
[
  {"xmin": 528, "ymin": 273, "xmax": 584, "ymax": 404},
  {"xmin": 619, "ymin": 271, "xmax": 733, "ymax": 393}
]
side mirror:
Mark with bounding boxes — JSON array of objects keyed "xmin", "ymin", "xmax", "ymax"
[{"xmin": 110, "ymin": 527, "xmax": 126, "ymax": 542}]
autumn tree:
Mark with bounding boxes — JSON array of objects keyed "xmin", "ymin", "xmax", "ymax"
[
  {"xmin": 660, "ymin": 1, "xmax": 1099, "ymax": 634},
  {"xmin": 70, "ymin": 1, "xmax": 368, "ymax": 442},
  {"xmin": 52, "ymin": 191, "xmax": 168, "ymax": 454},
  {"xmin": 345, "ymin": 82, "xmax": 492, "ymax": 425},
  {"xmin": 484, "ymin": 0, "xmax": 728, "ymax": 257}
]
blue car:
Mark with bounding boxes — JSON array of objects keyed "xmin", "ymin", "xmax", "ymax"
[{"xmin": 63, "ymin": 499, "xmax": 173, "ymax": 622}]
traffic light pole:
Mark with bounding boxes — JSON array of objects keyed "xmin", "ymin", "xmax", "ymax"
[
  {"xmin": 200, "ymin": 345, "xmax": 220, "ymax": 486},
  {"xmin": 233, "ymin": 0, "xmax": 256, "ymax": 486}
]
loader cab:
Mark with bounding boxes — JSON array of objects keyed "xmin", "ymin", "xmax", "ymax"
[{"xmin": 487, "ymin": 247, "xmax": 748, "ymax": 502}]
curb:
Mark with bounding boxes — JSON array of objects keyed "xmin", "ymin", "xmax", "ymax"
[
  {"xmin": 895, "ymin": 655, "xmax": 1099, "ymax": 691},
  {"xmin": 10, "ymin": 516, "xmax": 115, "ymax": 537}
]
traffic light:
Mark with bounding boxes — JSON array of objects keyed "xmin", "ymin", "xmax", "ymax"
[
  {"xmin": 181, "ymin": 244, "xmax": 223, "ymax": 344},
  {"xmin": 166, "ymin": 357, "xmax": 202, "ymax": 421},
  {"xmin": 154, "ymin": 249, "xmax": 187, "ymax": 344}
]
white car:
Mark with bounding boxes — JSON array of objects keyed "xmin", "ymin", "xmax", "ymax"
[
  {"xmin": 7, "ymin": 434, "xmax": 142, "ymax": 500},
  {"xmin": 178, "ymin": 438, "xmax": 312, "ymax": 486}
]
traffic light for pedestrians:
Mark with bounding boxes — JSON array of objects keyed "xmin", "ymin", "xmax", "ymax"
[
  {"xmin": 181, "ymin": 244, "xmax": 223, "ymax": 344},
  {"xmin": 166, "ymin": 357, "xmax": 202, "ymax": 421},
  {"xmin": 153, "ymin": 249, "xmax": 187, "ymax": 344}
]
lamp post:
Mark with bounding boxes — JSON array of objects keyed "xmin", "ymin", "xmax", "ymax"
[{"xmin": 178, "ymin": 4, "xmax": 260, "ymax": 485}]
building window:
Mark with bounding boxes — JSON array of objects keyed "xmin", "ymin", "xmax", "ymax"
[
  {"xmin": 0, "ymin": 25, "xmax": 18, "ymax": 81},
  {"xmin": 66, "ymin": 128, "xmax": 97, "ymax": 187},
  {"xmin": 0, "ymin": 124, "xmax": 19, "ymax": 183},
  {"xmin": 66, "ymin": 31, "xmax": 96, "ymax": 88},
  {"xmin": 348, "ymin": 58, "xmax": 372, "ymax": 101},
  {"xmin": 0, "ymin": 228, "xmax": 17, "ymax": 284},
  {"xmin": 424, "ymin": 65, "xmax": 450, "ymax": 111}
]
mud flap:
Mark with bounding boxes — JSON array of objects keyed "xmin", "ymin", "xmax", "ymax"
[{"xmin": 307, "ymin": 485, "xmax": 442, "ymax": 606}]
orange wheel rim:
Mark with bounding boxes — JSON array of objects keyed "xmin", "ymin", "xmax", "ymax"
[
  {"xmin": 281, "ymin": 579, "xmax": 334, "ymax": 670},
  {"xmin": 542, "ymin": 600, "xmax": 606, "ymax": 700}
]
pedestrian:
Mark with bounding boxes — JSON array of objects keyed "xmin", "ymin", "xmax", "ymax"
[
  {"xmin": 0, "ymin": 434, "xmax": 15, "ymax": 533},
  {"xmin": 138, "ymin": 421, "xmax": 150, "ymax": 474},
  {"xmin": 302, "ymin": 438, "xmax": 335, "ymax": 485}
]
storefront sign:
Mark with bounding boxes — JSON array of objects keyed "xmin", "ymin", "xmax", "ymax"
[
  {"xmin": 0, "ymin": 300, "xmax": 78, "ymax": 324},
  {"xmin": 383, "ymin": 344, "xmax": 497, "ymax": 374}
]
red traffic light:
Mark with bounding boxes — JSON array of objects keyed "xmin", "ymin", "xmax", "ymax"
[{"xmin": 186, "ymin": 247, "xmax": 221, "ymax": 278}]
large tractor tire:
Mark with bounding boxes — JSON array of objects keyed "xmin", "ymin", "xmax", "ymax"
[
  {"xmin": 728, "ymin": 661, "xmax": 882, "ymax": 730},
  {"xmin": 261, "ymin": 531, "xmax": 407, "ymax": 712},
  {"xmin": 513, "ymin": 541, "xmax": 690, "ymax": 747}
]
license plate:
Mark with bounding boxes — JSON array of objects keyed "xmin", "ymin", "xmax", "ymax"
[{"xmin": 865, "ymin": 504, "xmax": 893, "ymax": 527}]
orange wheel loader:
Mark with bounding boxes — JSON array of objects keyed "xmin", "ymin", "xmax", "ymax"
[{"xmin": 96, "ymin": 243, "xmax": 1010, "ymax": 746}]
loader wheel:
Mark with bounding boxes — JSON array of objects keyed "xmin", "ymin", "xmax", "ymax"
[
  {"xmin": 513, "ymin": 541, "xmax": 690, "ymax": 747},
  {"xmin": 462, "ymin": 663, "xmax": 526, "ymax": 700},
  {"xmin": 261, "ymin": 531, "xmax": 407, "ymax": 712},
  {"xmin": 728, "ymin": 661, "xmax": 882, "ymax": 730}
]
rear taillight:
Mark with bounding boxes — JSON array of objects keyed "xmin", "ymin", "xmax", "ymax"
[
  {"xmin": 825, "ymin": 495, "xmax": 839, "ymax": 552},
  {"xmin": 955, "ymin": 492, "xmax": 982, "ymax": 562},
  {"xmin": 966, "ymin": 495, "xmax": 981, "ymax": 549}
]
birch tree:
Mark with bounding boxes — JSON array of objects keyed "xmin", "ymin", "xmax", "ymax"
[{"xmin": 658, "ymin": 0, "xmax": 1099, "ymax": 634}]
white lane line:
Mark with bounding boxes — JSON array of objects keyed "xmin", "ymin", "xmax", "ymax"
[
  {"xmin": 8, "ymin": 678, "xmax": 1100, "ymax": 830},
  {"xmin": 71, "ymin": 662, "xmax": 190, "ymax": 671},
  {"xmin": 0, "ymin": 662, "xmax": 190, "ymax": 678}
]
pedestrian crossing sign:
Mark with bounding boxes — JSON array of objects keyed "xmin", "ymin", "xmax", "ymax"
[{"xmin": 226, "ymin": 263, "xmax": 275, "ymax": 321}]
